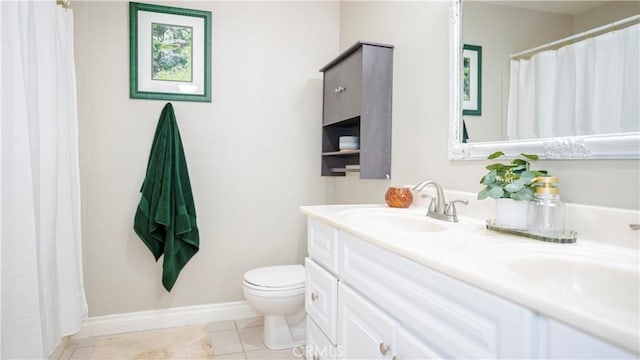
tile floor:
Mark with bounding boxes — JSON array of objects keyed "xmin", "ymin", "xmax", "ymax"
[{"xmin": 58, "ymin": 317, "xmax": 304, "ymax": 360}]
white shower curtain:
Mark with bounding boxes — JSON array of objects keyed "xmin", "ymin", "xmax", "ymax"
[
  {"xmin": 507, "ymin": 23, "xmax": 640, "ymax": 140},
  {"xmin": 1, "ymin": 1, "xmax": 88, "ymax": 358}
]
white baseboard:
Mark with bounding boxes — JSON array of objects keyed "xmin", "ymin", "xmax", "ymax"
[{"xmin": 72, "ymin": 300, "xmax": 260, "ymax": 339}]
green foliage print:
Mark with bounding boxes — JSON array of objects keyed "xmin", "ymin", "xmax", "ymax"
[{"xmin": 152, "ymin": 23, "xmax": 193, "ymax": 82}]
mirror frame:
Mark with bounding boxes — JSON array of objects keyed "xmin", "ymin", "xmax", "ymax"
[{"xmin": 448, "ymin": 0, "xmax": 640, "ymax": 160}]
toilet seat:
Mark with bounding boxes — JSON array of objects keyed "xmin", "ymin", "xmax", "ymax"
[{"xmin": 243, "ymin": 265, "xmax": 305, "ymax": 291}]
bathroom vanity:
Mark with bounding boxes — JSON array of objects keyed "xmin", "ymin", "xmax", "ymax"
[{"xmin": 302, "ymin": 204, "xmax": 639, "ymax": 359}]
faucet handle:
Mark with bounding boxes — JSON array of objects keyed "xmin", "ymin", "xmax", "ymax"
[
  {"xmin": 446, "ymin": 199, "xmax": 469, "ymax": 217},
  {"xmin": 427, "ymin": 198, "xmax": 437, "ymax": 213}
]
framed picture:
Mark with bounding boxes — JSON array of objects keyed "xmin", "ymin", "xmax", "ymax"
[
  {"xmin": 462, "ymin": 44, "xmax": 482, "ymax": 116},
  {"xmin": 129, "ymin": 2, "xmax": 212, "ymax": 102}
]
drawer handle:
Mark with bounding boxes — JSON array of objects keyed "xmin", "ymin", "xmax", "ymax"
[
  {"xmin": 311, "ymin": 292, "xmax": 318, "ymax": 301},
  {"xmin": 334, "ymin": 86, "xmax": 346, "ymax": 94},
  {"xmin": 379, "ymin": 342, "xmax": 390, "ymax": 356}
]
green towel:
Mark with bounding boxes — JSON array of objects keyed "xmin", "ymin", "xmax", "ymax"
[{"xmin": 134, "ymin": 103, "xmax": 199, "ymax": 291}]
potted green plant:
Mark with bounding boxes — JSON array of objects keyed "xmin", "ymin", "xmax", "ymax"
[{"xmin": 478, "ymin": 151, "xmax": 547, "ymax": 228}]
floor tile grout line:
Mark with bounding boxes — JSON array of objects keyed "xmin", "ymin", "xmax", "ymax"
[{"xmin": 234, "ymin": 320, "xmax": 248, "ymax": 359}]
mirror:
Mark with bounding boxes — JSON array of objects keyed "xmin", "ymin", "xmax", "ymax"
[{"xmin": 449, "ymin": 0, "xmax": 640, "ymax": 160}]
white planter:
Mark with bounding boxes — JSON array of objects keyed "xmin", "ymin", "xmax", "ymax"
[{"xmin": 496, "ymin": 198, "xmax": 529, "ymax": 229}]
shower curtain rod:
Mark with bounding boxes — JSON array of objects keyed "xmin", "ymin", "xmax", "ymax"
[
  {"xmin": 511, "ymin": 14, "xmax": 639, "ymax": 60},
  {"xmin": 56, "ymin": 0, "xmax": 70, "ymax": 9}
]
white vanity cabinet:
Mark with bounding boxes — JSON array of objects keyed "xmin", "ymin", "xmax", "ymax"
[
  {"xmin": 537, "ymin": 318, "xmax": 636, "ymax": 359},
  {"xmin": 305, "ymin": 217, "xmax": 636, "ymax": 359},
  {"xmin": 338, "ymin": 230, "xmax": 535, "ymax": 359},
  {"xmin": 307, "ymin": 315, "xmax": 338, "ymax": 360},
  {"xmin": 338, "ymin": 283, "xmax": 439, "ymax": 360},
  {"xmin": 305, "ymin": 257, "xmax": 338, "ymax": 343}
]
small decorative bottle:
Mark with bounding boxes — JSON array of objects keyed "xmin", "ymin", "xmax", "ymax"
[{"xmin": 527, "ymin": 177, "xmax": 566, "ymax": 235}]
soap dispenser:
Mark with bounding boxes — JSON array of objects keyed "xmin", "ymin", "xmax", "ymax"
[{"xmin": 527, "ymin": 177, "xmax": 566, "ymax": 235}]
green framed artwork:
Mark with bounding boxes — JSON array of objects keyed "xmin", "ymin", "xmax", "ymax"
[
  {"xmin": 130, "ymin": 2, "xmax": 211, "ymax": 102},
  {"xmin": 462, "ymin": 44, "xmax": 482, "ymax": 116}
]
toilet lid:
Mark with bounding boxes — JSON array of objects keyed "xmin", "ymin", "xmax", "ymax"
[{"xmin": 244, "ymin": 265, "xmax": 305, "ymax": 289}]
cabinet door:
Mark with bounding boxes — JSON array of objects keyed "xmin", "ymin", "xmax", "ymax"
[
  {"xmin": 305, "ymin": 257, "xmax": 338, "ymax": 344},
  {"xmin": 537, "ymin": 318, "xmax": 637, "ymax": 359},
  {"xmin": 339, "ymin": 231, "xmax": 535, "ymax": 359},
  {"xmin": 322, "ymin": 49, "xmax": 363, "ymax": 125},
  {"xmin": 338, "ymin": 283, "xmax": 397, "ymax": 360},
  {"xmin": 397, "ymin": 327, "xmax": 443, "ymax": 360},
  {"xmin": 307, "ymin": 316, "xmax": 338, "ymax": 360}
]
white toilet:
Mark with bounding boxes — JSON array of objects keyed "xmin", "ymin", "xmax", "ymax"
[{"xmin": 243, "ymin": 265, "xmax": 306, "ymax": 350}]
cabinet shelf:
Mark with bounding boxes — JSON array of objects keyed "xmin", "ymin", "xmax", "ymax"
[
  {"xmin": 323, "ymin": 150, "xmax": 360, "ymax": 156},
  {"xmin": 330, "ymin": 167, "xmax": 360, "ymax": 173},
  {"xmin": 320, "ymin": 41, "xmax": 393, "ymax": 179}
]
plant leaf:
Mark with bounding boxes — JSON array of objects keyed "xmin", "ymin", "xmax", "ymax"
[
  {"xmin": 520, "ymin": 153, "xmax": 539, "ymax": 160},
  {"xmin": 488, "ymin": 187, "xmax": 505, "ymax": 199},
  {"xmin": 488, "ymin": 151, "xmax": 505, "ymax": 160},
  {"xmin": 519, "ymin": 171, "xmax": 536, "ymax": 184},
  {"xmin": 511, "ymin": 187, "xmax": 534, "ymax": 201},
  {"xmin": 478, "ymin": 186, "xmax": 490, "ymax": 200},
  {"xmin": 486, "ymin": 163, "xmax": 511, "ymax": 171},
  {"xmin": 504, "ymin": 179, "xmax": 525, "ymax": 193},
  {"xmin": 481, "ymin": 171, "xmax": 497, "ymax": 185}
]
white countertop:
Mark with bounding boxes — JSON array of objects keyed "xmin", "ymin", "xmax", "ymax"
[{"xmin": 300, "ymin": 204, "xmax": 640, "ymax": 354}]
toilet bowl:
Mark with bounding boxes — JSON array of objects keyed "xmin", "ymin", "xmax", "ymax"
[{"xmin": 243, "ymin": 265, "xmax": 306, "ymax": 350}]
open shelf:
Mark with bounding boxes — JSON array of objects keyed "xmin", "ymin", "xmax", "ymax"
[{"xmin": 322, "ymin": 150, "xmax": 360, "ymax": 156}]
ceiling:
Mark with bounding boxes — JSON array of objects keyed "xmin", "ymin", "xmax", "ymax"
[{"xmin": 487, "ymin": 1, "xmax": 612, "ymax": 15}]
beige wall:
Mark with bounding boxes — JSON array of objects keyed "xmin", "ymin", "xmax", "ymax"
[
  {"xmin": 460, "ymin": 1, "xmax": 640, "ymax": 143},
  {"xmin": 73, "ymin": 1, "xmax": 338, "ymax": 316},
  {"xmin": 574, "ymin": 1, "xmax": 640, "ymax": 33},
  {"xmin": 462, "ymin": 2, "xmax": 573, "ymax": 142},
  {"xmin": 75, "ymin": 0, "xmax": 638, "ymax": 317},
  {"xmin": 334, "ymin": 1, "xmax": 640, "ymax": 210}
]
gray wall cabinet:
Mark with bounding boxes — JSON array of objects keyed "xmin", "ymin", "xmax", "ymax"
[{"xmin": 320, "ymin": 42, "xmax": 394, "ymax": 179}]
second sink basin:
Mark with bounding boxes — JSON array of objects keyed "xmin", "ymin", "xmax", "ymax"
[{"xmin": 506, "ymin": 254, "xmax": 639, "ymax": 315}]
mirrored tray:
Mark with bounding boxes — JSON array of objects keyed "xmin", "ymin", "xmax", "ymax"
[{"xmin": 486, "ymin": 220, "xmax": 577, "ymax": 244}]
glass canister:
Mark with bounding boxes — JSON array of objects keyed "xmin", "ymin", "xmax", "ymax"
[{"xmin": 527, "ymin": 177, "xmax": 565, "ymax": 235}]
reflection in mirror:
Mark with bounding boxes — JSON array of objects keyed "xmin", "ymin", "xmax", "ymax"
[{"xmin": 449, "ymin": 0, "xmax": 640, "ymax": 159}]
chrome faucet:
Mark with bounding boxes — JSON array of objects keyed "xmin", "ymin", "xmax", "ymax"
[{"xmin": 412, "ymin": 180, "xmax": 468, "ymax": 222}]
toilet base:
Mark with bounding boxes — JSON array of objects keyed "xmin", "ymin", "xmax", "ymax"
[{"xmin": 263, "ymin": 311, "xmax": 306, "ymax": 350}]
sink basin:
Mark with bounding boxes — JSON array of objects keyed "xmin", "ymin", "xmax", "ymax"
[
  {"xmin": 339, "ymin": 208, "xmax": 449, "ymax": 233},
  {"xmin": 506, "ymin": 255, "xmax": 639, "ymax": 313}
]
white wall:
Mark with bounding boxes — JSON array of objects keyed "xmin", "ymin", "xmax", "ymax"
[
  {"xmin": 334, "ymin": 1, "xmax": 640, "ymax": 210},
  {"xmin": 462, "ymin": 1, "xmax": 640, "ymax": 143},
  {"xmin": 73, "ymin": 1, "xmax": 338, "ymax": 316},
  {"xmin": 74, "ymin": 0, "xmax": 639, "ymax": 317},
  {"xmin": 574, "ymin": 1, "xmax": 640, "ymax": 33},
  {"xmin": 462, "ymin": 2, "xmax": 573, "ymax": 143}
]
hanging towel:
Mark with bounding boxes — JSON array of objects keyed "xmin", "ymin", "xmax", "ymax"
[{"xmin": 134, "ymin": 103, "xmax": 199, "ymax": 292}]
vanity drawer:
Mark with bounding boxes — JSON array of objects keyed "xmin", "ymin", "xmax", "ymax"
[
  {"xmin": 307, "ymin": 219, "xmax": 339, "ymax": 274},
  {"xmin": 307, "ymin": 316, "xmax": 338, "ymax": 360},
  {"xmin": 338, "ymin": 231, "xmax": 535, "ymax": 359},
  {"xmin": 306, "ymin": 257, "xmax": 338, "ymax": 344}
]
